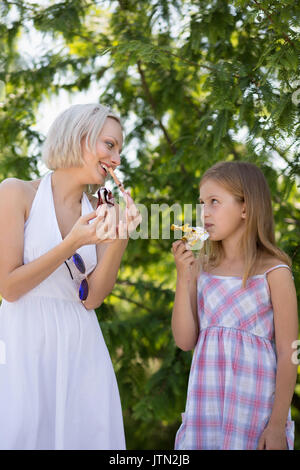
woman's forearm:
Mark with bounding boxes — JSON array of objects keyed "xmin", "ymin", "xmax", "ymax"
[
  {"xmin": 84, "ymin": 238, "xmax": 129, "ymax": 310},
  {"xmin": 267, "ymin": 353, "xmax": 298, "ymax": 428},
  {"xmin": 2, "ymin": 236, "xmax": 77, "ymax": 302},
  {"xmin": 171, "ymin": 276, "xmax": 199, "ymax": 351}
]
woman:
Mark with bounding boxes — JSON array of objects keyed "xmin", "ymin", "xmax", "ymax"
[{"xmin": 0, "ymin": 103, "xmax": 141, "ymax": 449}]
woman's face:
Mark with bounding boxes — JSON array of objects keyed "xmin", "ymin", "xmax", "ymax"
[
  {"xmin": 199, "ymin": 179, "xmax": 246, "ymax": 242},
  {"xmin": 82, "ymin": 117, "xmax": 123, "ymax": 185}
]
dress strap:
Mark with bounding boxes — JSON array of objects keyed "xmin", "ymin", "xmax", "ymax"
[
  {"xmin": 264, "ymin": 264, "xmax": 294, "ymax": 279},
  {"xmin": 24, "ymin": 171, "xmax": 52, "ymax": 228}
]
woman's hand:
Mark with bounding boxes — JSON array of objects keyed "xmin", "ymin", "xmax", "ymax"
[
  {"xmin": 257, "ymin": 424, "xmax": 288, "ymax": 450},
  {"xmin": 95, "ymin": 202, "xmax": 121, "ymax": 242},
  {"xmin": 117, "ymin": 190, "xmax": 142, "ymax": 239},
  {"xmin": 95, "ymin": 191, "xmax": 142, "ymax": 241},
  {"xmin": 172, "ymin": 240, "xmax": 195, "ymax": 282},
  {"xmin": 66, "ymin": 208, "xmax": 111, "ymax": 249}
]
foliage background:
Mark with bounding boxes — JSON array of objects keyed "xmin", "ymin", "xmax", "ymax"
[{"xmin": 0, "ymin": 0, "xmax": 299, "ymax": 449}]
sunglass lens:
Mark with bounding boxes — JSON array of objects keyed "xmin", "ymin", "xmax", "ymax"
[
  {"xmin": 72, "ymin": 253, "xmax": 85, "ymax": 274},
  {"xmin": 79, "ymin": 279, "xmax": 88, "ymax": 301}
]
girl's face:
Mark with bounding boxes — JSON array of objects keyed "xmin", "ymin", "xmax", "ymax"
[
  {"xmin": 82, "ymin": 117, "xmax": 123, "ymax": 185},
  {"xmin": 199, "ymin": 179, "xmax": 246, "ymax": 242}
]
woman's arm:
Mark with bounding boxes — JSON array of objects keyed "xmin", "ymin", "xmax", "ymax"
[
  {"xmin": 171, "ymin": 241, "xmax": 199, "ymax": 351},
  {"xmin": 0, "ymin": 179, "xmax": 103, "ymax": 302},
  {"xmin": 257, "ymin": 266, "xmax": 299, "ymax": 449},
  {"xmin": 82, "ymin": 195, "xmax": 142, "ymax": 310},
  {"xmin": 83, "ymin": 238, "xmax": 128, "ymax": 310}
]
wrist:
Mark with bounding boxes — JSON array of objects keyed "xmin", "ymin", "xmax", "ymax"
[
  {"xmin": 108, "ymin": 237, "xmax": 129, "ymax": 247},
  {"xmin": 62, "ymin": 234, "xmax": 79, "ymax": 256},
  {"xmin": 176, "ymin": 273, "xmax": 190, "ymax": 284},
  {"xmin": 267, "ymin": 416, "xmax": 287, "ymax": 429}
]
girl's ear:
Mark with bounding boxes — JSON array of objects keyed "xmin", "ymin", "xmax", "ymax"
[{"xmin": 241, "ymin": 203, "xmax": 246, "ymax": 219}]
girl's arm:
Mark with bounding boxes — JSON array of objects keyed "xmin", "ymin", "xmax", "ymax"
[
  {"xmin": 171, "ymin": 240, "xmax": 199, "ymax": 351},
  {"xmin": 258, "ymin": 266, "xmax": 298, "ymax": 449},
  {"xmin": 267, "ymin": 267, "xmax": 298, "ymax": 428}
]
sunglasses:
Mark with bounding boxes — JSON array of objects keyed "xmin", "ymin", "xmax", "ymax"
[{"xmin": 64, "ymin": 253, "xmax": 89, "ymax": 301}]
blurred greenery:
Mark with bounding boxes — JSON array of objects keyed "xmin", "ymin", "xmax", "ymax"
[{"xmin": 0, "ymin": 0, "xmax": 299, "ymax": 450}]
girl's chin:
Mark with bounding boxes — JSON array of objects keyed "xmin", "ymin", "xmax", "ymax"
[{"xmin": 207, "ymin": 234, "xmax": 221, "ymax": 242}]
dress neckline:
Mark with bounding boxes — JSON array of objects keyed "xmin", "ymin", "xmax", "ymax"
[
  {"xmin": 201, "ymin": 271, "xmax": 265, "ymax": 280},
  {"xmin": 49, "ymin": 172, "xmax": 84, "ymax": 242}
]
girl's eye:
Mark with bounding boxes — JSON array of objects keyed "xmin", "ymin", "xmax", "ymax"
[
  {"xmin": 106, "ymin": 141, "xmax": 114, "ymax": 149},
  {"xmin": 199, "ymin": 199, "xmax": 218, "ymax": 205}
]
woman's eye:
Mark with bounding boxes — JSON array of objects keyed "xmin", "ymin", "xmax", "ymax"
[
  {"xmin": 211, "ymin": 199, "xmax": 218, "ymax": 204},
  {"xmin": 106, "ymin": 141, "xmax": 114, "ymax": 149}
]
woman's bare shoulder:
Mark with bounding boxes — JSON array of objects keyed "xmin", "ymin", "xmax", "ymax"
[
  {"xmin": 0, "ymin": 176, "xmax": 42, "ymax": 191},
  {"xmin": 0, "ymin": 177, "xmax": 42, "ymax": 220},
  {"xmin": 0, "ymin": 177, "xmax": 36, "ymax": 197}
]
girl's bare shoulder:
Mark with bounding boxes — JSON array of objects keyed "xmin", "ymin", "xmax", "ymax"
[
  {"xmin": 201, "ymin": 254, "xmax": 210, "ymax": 271},
  {"xmin": 256, "ymin": 253, "xmax": 287, "ymax": 274}
]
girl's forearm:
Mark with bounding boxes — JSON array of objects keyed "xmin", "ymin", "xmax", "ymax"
[
  {"xmin": 2, "ymin": 236, "xmax": 77, "ymax": 302},
  {"xmin": 267, "ymin": 353, "xmax": 298, "ymax": 428},
  {"xmin": 84, "ymin": 238, "xmax": 128, "ymax": 310},
  {"xmin": 172, "ymin": 276, "xmax": 199, "ymax": 351}
]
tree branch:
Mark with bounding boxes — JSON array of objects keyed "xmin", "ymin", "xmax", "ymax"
[
  {"xmin": 110, "ymin": 292, "xmax": 154, "ymax": 313},
  {"xmin": 252, "ymin": 0, "xmax": 295, "ymax": 47},
  {"xmin": 137, "ymin": 59, "xmax": 177, "ymax": 155}
]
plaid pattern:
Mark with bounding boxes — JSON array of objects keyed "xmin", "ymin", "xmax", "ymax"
[{"xmin": 175, "ymin": 266, "xmax": 295, "ymax": 450}]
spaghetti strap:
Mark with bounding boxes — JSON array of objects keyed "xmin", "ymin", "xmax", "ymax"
[{"xmin": 264, "ymin": 264, "xmax": 294, "ymax": 279}]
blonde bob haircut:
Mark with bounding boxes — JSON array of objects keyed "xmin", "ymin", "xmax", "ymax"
[
  {"xmin": 41, "ymin": 103, "xmax": 122, "ymax": 170},
  {"xmin": 199, "ymin": 161, "xmax": 291, "ymax": 288}
]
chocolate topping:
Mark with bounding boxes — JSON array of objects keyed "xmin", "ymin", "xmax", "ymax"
[{"xmin": 96, "ymin": 187, "xmax": 115, "ymax": 208}]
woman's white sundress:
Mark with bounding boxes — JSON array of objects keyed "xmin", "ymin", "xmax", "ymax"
[{"xmin": 0, "ymin": 171, "xmax": 126, "ymax": 450}]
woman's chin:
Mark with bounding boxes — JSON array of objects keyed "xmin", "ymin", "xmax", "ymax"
[{"xmin": 94, "ymin": 169, "xmax": 106, "ymax": 185}]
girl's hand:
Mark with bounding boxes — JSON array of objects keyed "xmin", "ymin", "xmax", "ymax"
[
  {"xmin": 172, "ymin": 240, "xmax": 195, "ymax": 281},
  {"xmin": 257, "ymin": 424, "xmax": 288, "ymax": 450}
]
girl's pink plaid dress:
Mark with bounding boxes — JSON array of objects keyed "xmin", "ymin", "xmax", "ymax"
[{"xmin": 175, "ymin": 264, "xmax": 295, "ymax": 450}]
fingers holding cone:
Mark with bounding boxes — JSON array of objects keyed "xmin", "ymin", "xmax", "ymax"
[{"xmin": 107, "ymin": 166, "xmax": 142, "ymax": 237}]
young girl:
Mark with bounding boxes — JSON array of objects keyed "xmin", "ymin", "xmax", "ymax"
[
  {"xmin": 0, "ymin": 103, "xmax": 141, "ymax": 449},
  {"xmin": 172, "ymin": 161, "xmax": 298, "ymax": 450}
]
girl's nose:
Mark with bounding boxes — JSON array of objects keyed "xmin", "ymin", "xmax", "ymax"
[{"xmin": 203, "ymin": 204, "xmax": 208, "ymax": 215}]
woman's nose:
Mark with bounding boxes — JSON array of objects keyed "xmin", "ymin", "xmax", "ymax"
[{"xmin": 111, "ymin": 151, "xmax": 121, "ymax": 167}]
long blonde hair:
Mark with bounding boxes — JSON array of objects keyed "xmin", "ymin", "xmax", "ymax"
[{"xmin": 199, "ymin": 161, "xmax": 291, "ymax": 288}]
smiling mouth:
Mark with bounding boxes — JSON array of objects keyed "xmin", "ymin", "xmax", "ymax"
[{"xmin": 99, "ymin": 162, "xmax": 108, "ymax": 174}]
